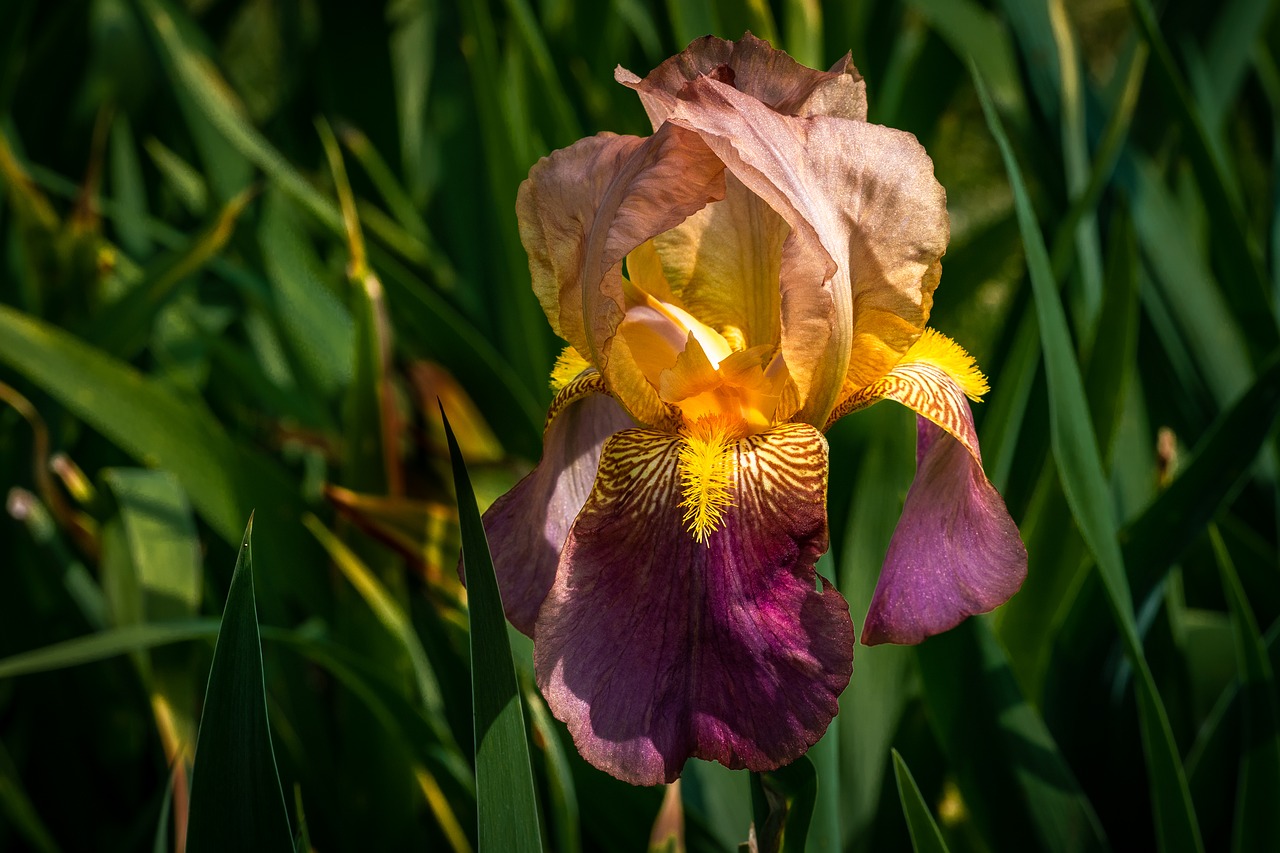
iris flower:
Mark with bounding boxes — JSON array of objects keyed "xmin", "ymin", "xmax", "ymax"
[{"xmin": 482, "ymin": 34, "xmax": 1027, "ymax": 786}]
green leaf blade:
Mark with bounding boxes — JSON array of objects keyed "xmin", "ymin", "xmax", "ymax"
[
  {"xmin": 186, "ymin": 517, "xmax": 293, "ymax": 853},
  {"xmin": 891, "ymin": 750, "xmax": 950, "ymax": 853},
  {"xmin": 917, "ymin": 619, "xmax": 1108, "ymax": 853},
  {"xmin": 973, "ymin": 67, "xmax": 1204, "ymax": 853},
  {"xmin": 1211, "ymin": 530, "xmax": 1280, "ymax": 853},
  {"xmin": 442, "ymin": 408, "xmax": 544, "ymax": 853}
]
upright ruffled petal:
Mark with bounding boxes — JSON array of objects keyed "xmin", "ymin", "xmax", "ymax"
[
  {"xmin": 516, "ymin": 124, "xmax": 727, "ymax": 428},
  {"xmin": 615, "ymin": 33, "xmax": 867, "ymax": 129},
  {"xmin": 861, "ymin": 415, "xmax": 1026, "ymax": 645},
  {"xmin": 480, "ymin": 381, "xmax": 635, "ymax": 635},
  {"xmin": 665, "ymin": 75, "xmax": 949, "ymax": 428},
  {"xmin": 844, "ymin": 333, "xmax": 1026, "ymax": 645},
  {"xmin": 652, "ymin": 173, "xmax": 788, "ymax": 354},
  {"xmin": 536, "ymin": 424, "xmax": 853, "ymax": 785}
]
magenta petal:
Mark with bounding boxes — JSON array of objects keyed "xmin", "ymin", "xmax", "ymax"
[
  {"xmin": 480, "ymin": 392, "xmax": 635, "ymax": 635},
  {"xmin": 535, "ymin": 424, "xmax": 853, "ymax": 785},
  {"xmin": 861, "ymin": 416, "xmax": 1027, "ymax": 646}
]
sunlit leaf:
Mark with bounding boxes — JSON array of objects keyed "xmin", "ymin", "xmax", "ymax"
[
  {"xmin": 0, "ymin": 304, "xmax": 315, "ymax": 617},
  {"xmin": 0, "ymin": 621, "xmax": 219, "ymax": 679},
  {"xmin": 302, "ymin": 514, "xmax": 447, "ymax": 724}
]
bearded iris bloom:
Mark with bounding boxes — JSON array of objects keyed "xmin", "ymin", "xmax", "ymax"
[{"xmin": 481, "ymin": 34, "xmax": 1027, "ymax": 786}]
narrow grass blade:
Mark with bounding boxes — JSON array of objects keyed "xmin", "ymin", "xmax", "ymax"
[
  {"xmin": 741, "ymin": 0, "xmax": 779, "ymax": 46},
  {"xmin": 905, "ymin": 0, "xmax": 1023, "ymax": 118},
  {"xmin": 0, "ymin": 621, "xmax": 220, "ymax": 679},
  {"xmin": 496, "ymin": 0, "xmax": 581, "ymax": 142},
  {"xmin": 1048, "ymin": 41, "xmax": 1146, "ymax": 284},
  {"xmin": 613, "ymin": 0, "xmax": 662, "ymax": 61},
  {"xmin": 832, "ymin": 410, "xmax": 917, "ymax": 847},
  {"xmin": 91, "ymin": 185, "xmax": 256, "ymax": 361},
  {"xmin": 681, "ymin": 759, "xmax": 750, "ymax": 851},
  {"xmin": 442, "ymin": 407, "xmax": 543, "ymax": 853},
  {"xmin": 6, "ymin": 488, "xmax": 108, "ymax": 630},
  {"xmin": 1129, "ymin": 0, "xmax": 1277, "ymax": 358},
  {"xmin": 1201, "ymin": 0, "xmax": 1274, "ymax": 129},
  {"xmin": 1044, "ymin": 0, "xmax": 1103, "ymax": 336},
  {"xmin": 782, "ymin": 0, "xmax": 822, "ymax": 69},
  {"xmin": 102, "ymin": 469, "xmax": 202, "ymax": 624},
  {"xmin": 1186, "ymin": 619, "xmax": 1280, "ymax": 842},
  {"xmin": 186, "ymin": 518, "xmax": 293, "ymax": 852},
  {"xmin": 108, "ymin": 114, "xmax": 152, "ymax": 258},
  {"xmin": 136, "ymin": 0, "xmax": 544, "ymax": 443},
  {"xmin": 891, "ymin": 750, "xmax": 950, "ymax": 853},
  {"xmin": 260, "ymin": 629, "xmax": 475, "ymax": 853},
  {"xmin": 1127, "ymin": 155, "xmax": 1253, "ymax": 408},
  {"xmin": 153, "ymin": 763, "xmax": 176, "ymax": 853},
  {"xmin": 257, "ymin": 188, "xmax": 355, "ymax": 401},
  {"xmin": 804, "ymin": 554, "xmax": 839, "ymax": 853},
  {"xmin": 0, "ymin": 304, "xmax": 317, "ymax": 618},
  {"xmin": 975, "ymin": 68, "xmax": 1204, "ymax": 853},
  {"xmin": 0, "ymin": 305, "xmax": 241, "ymax": 540},
  {"xmin": 102, "ymin": 468, "xmax": 204, "ymax": 764},
  {"xmin": 1122, "ymin": 351, "xmax": 1280, "ymax": 594},
  {"xmin": 302, "ymin": 514, "xmax": 446, "ymax": 724},
  {"xmin": 1211, "ymin": 529, "xmax": 1280, "ymax": 853},
  {"xmin": 0, "ymin": 303, "xmax": 300, "ymax": 545},
  {"xmin": 386, "ymin": 0, "xmax": 437, "ymax": 206},
  {"xmin": 144, "ymin": 137, "xmax": 209, "ymax": 216},
  {"xmin": 336, "ymin": 122, "xmax": 434, "ymax": 255},
  {"xmin": 451, "ymin": 0, "xmax": 553, "ymax": 398}
]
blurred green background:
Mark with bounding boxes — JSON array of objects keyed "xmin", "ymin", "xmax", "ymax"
[{"xmin": 1, "ymin": 0, "xmax": 1278, "ymax": 850}]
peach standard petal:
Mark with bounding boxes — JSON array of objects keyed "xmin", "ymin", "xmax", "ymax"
[
  {"xmin": 615, "ymin": 32, "xmax": 867, "ymax": 129},
  {"xmin": 665, "ymin": 75, "xmax": 949, "ymax": 426}
]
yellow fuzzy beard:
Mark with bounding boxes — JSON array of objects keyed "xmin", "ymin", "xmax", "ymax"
[
  {"xmin": 900, "ymin": 328, "xmax": 990, "ymax": 401},
  {"xmin": 677, "ymin": 415, "xmax": 743, "ymax": 544},
  {"xmin": 549, "ymin": 346, "xmax": 592, "ymax": 391}
]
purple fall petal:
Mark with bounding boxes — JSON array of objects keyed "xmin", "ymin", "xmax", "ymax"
[
  {"xmin": 479, "ymin": 392, "xmax": 635, "ymax": 636},
  {"xmin": 861, "ymin": 415, "xmax": 1027, "ymax": 646},
  {"xmin": 535, "ymin": 424, "xmax": 853, "ymax": 785}
]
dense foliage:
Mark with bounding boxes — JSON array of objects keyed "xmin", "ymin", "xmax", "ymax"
[{"xmin": 1, "ymin": 0, "xmax": 1277, "ymax": 851}]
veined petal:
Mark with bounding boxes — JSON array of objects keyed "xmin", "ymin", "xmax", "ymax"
[
  {"xmin": 535, "ymin": 424, "xmax": 853, "ymax": 785},
  {"xmin": 845, "ymin": 336, "xmax": 1025, "ymax": 645},
  {"xmin": 615, "ymin": 32, "xmax": 867, "ymax": 129},
  {"xmin": 861, "ymin": 414, "xmax": 1026, "ymax": 645},
  {"xmin": 665, "ymin": 75, "xmax": 949, "ymax": 428},
  {"xmin": 825, "ymin": 329, "xmax": 988, "ymax": 450},
  {"xmin": 479, "ymin": 381, "xmax": 635, "ymax": 635}
]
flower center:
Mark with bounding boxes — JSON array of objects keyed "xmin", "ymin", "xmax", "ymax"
[
  {"xmin": 617, "ymin": 277, "xmax": 786, "ymax": 436},
  {"xmin": 617, "ymin": 274, "xmax": 791, "ymax": 543}
]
